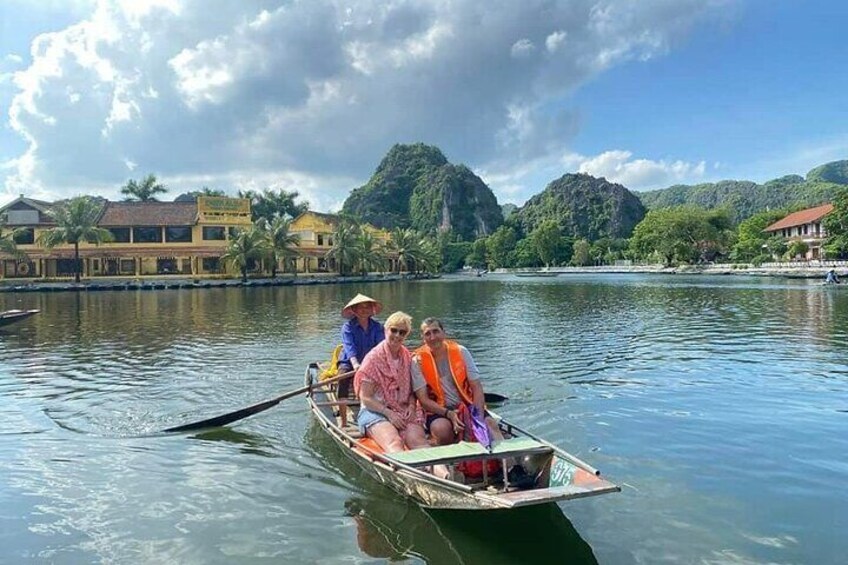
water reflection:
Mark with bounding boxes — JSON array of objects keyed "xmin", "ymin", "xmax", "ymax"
[{"xmin": 307, "ymin": 420, "xmax": 597, "ymax": 564}]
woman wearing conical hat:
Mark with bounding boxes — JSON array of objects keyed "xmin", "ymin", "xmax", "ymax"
[{"xmin": 337, "ymin": 294, "xmax": 385, "ymax": 425}]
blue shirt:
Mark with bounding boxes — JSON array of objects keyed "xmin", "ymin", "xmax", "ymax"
[{"xmin": 339, "ymin": 317, "xmax": 385, "ymax": 366}]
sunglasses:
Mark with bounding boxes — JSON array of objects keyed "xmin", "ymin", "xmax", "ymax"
[{"xmin": 389, "ymin": 327, "xmax": 409, "ymax": 337}]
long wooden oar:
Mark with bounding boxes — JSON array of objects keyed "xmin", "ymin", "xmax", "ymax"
[{"xmin": 163, "ymin": 370, "xmax": 356, "ymax": 433}]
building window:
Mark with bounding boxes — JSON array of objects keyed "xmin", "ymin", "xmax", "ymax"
[
  {"xmin": 57, "ymin": 258, "xmax": 82, "ymax": 276},
  {"xmin": 108, "ymin": 228, "xmax": 131, "ymax": 243},
  {"xmin": 13, "ymin": 228, "xmax": 34, "ymax": 245},
  {"xmin": 165, "ymin": 226, "xmax": 193, "ymax": 243},
  {"xmin": 120, "ymin": 259, "xmax": 135, "ymax": 274},
  {"xmin": 228, "ymin": 227, "xmax": 241, "ymax": 239},
  {"xmin": 202, "ymin": 226, "xmax": 226, "ymax": 240},
  {"xmin": 803, "ymin": 225, "xmax": 808, "ymax": 235},
  {"xmin": 133, "ymin": 226, "xmax": 162, "ymax": 243},
  {"xmin": 157, "ymin": 258, "xmax": 178, "ymax": 274},
  {"xmin": 317, "ymin": 234, "xmax": 324, "ymax": 246},
  {"xmin": 202, "ymin": 257, "xmax": 220, "ymax": 272}
]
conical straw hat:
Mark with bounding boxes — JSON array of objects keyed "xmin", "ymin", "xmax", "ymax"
[{"xmin": 342, "ymin": 293, "xmax": 383, "ymax": 318}]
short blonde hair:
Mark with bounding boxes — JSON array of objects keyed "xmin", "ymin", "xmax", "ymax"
[{"xmin": 384, "ymin": 311, "xmax": 412, "ymax": 333}]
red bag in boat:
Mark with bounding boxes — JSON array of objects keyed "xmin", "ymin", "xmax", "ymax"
[{"xmin": 454, "ymin": 404, "xmax": 501, "ymax": 478}]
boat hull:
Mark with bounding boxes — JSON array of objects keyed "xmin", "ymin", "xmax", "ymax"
[{"xmin": 306, "ymin": 365, "xmax": 619, "ymax": 510}]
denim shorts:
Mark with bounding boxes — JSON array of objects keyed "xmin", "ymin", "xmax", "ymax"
[{"xmin": 356, "ymin": 407, "xmax": 388, "ymax": 435}]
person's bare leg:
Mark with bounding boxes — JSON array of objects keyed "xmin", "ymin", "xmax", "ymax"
[
  {"xmin": 367, "ymin": 421, "xmax": 405, "ymax": 453},
  {"xmin": 429, "ymin": 418, "xmax": 457, "ymax": 445}
]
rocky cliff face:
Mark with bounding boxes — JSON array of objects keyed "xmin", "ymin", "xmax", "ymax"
[
  {"xmin": 515, "ymin": 173, "xmax": 645, "ymax": 240},
  {"xmin": 343, "ymin": 143, "xmax": 502, "ymax": 240}
]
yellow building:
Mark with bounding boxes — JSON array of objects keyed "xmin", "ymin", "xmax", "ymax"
[
  {"xmin": 289, "ymin": 211, "xmax": 395, "ymax": 273},
  {"xmin": 0, "ymin": 195, "xmax": 252, "ymax": 279}
]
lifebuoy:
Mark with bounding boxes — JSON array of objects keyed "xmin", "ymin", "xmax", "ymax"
[{"xmin": 17, "ymin": 262, "xmax": 30, "ymax": 276}]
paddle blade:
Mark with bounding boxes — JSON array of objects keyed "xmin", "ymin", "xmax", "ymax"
[
  {"xmin": 483, "ymin": 392, "xmax": 508, "ymax": 405},
  {"xmin": 163, "ymin": 397, "xmax": 282, "ymax": 433}
]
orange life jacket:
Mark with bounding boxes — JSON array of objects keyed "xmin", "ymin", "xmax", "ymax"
[{"xmin": 414, "ymin": 340, "xmax": 474, "ymax": 407}]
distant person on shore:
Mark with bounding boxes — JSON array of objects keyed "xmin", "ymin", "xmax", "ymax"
[
  {"xmin": 337, "ymin": 294, "xmax": 385, "ymax": 426},
  {"xmin": 354, "ymin": 312, "xmax": 428, "ymax": 453},
  {"xmin": 826, "ymin": 269, "xmax": 840, "ymax": 284}
]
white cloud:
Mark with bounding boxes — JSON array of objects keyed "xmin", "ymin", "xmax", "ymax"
[
  {"xmin": 545, "ymin": 30, "xmax": 567, "ymax": 53},
  {"xmin": 510, "ymin": 39, "xmax": 536, "ymax": 58},
  {"xmin": 479, "ymin": 149, "xmax": 710, "ymax": 205},
  {"xmin": 576, "ymin": 150, "xmax": 707, "ymax": 189},
  {"xmin": 1, "ymin": 0, "xmax": 734, "ymax": 206}
]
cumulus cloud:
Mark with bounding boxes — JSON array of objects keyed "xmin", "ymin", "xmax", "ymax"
[
  {"xmin": 1, "ymin": 0, "xmax": 732, "ymax": 208},
  {"xmin": 479, "ymin": 149, "xmax": 710, "ymax": 204},
  {"xmin": 576, "ymin": 150, "xmax": 707, "ymax": 189}
]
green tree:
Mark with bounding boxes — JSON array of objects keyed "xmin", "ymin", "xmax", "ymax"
[
  {"xmin": 786, "ymin": 240, "xmax": 809, "ymax": 261},
  {"xmin": 466, "ymin": 238, "xmax": 488, "ymax": 270},
  {"xmin": 0, "ymin": 220, "xmax": 23, "ymax": 259},
  {"xmin": 326, "ymin": 220, "xmax": 360, "ymax": 276},
  {"xmin": 417, "ymin": 236, "xmax": 442, "ymax": 274},
  {"xmin": 823, "ymin": 186, "xmax": 848, "ymax": 258},
  {"xmin": 354, "ymin": 230, "xmax": 387, "ymax": 275},
  {"xmin": 629, "ymin": 206, "xmax": 734, "ymax": 266},
  {"xmin": 530, "ymin": 220, "xmax": 563, "ymax": 268},
  {"xmin": 240, "ymin": 189, "xmax": 309, "ymax": 223},
  {"xmin": 259, "ymin": 217, "xmax": 300, "ymax": 278},
  {"xmin": 512, "ymin": 238, "xmax": 541, "ymax": 268},
  {"xmin": 37, "ymin": 196, "xmax": 113, "ymax": 283},
  {"xmin": 485, "ymin": 225, "xmax": 517, "ymax": 269},
  {"xmin": 387, "ymin": 227, "xmax": 422, "ymax": 273},
  {"xmin": 764, "ymin": 235, "xmax": 788, "ymax": 261},
  {"xmin": 121, "ymin": 174, "xmax": 167, "ymax": 202},
  {"xmin": 221, "ymin": 227, "xmax": 271, "ymax": 282},
  {"xmin": 730, "ymin": 209, "xmax": 787, "ymax": 263},
  {"xmin": 571, "ymin": 239, "xmax": 591, "ymax": 266}
]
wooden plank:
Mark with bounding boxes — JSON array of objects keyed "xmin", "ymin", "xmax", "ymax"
[
  {"xmin": 486, "ymin": 483, "xmax": 622, "ymax": 507},
  {"xmin": 387, "ymin": 438, "xmax": 551, "ymax": 467}
]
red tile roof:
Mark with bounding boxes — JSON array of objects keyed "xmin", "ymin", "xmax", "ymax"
[
  {"xmin": 99, "ymin": 201, "xmax": 198, "ymax": 226},
  {"xmin": 764, "ymin": 204, "xmax": 834, "ymax": 232}
]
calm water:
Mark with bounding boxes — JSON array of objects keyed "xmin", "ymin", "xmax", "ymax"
[{"xmin": 1, "ymin": 275, "xmax": 846, "ymax": 564}]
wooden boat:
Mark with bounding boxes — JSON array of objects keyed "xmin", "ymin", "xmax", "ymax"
[
  {"xmin": 306, "ymin": 363, "xmax": 619, "ymax": 510},
  {"xmin": 0, "ymin": 308, "xmax": 40, "ymax": 327}
]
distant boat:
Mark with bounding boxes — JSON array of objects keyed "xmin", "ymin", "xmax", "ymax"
[{"xmin": 0, "ymin": 309, "xmax": 40, "ymax": 327}]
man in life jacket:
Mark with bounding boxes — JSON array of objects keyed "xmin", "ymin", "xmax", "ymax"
[{"xmin": 412, "ymin": 317, "xmax": 532, "ymax": 486}]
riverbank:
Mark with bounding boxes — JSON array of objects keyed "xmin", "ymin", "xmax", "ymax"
[
  {"xmin": 500, "ymin": 262, "xmax": 847, "ymax": 279},
  {"xmin": 0, "ymin": 272, "xmax": 439, "ymax": 293}
]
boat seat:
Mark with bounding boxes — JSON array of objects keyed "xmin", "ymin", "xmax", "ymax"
[{"xmin": 385, "ymin": 437, "xmax": 552, "ymax": 467}]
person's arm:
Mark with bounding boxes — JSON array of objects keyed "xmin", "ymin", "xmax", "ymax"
[
  {"xmin": 341, "ymin": 323, "xmax": 361, "ymax": 369},
  {"xmin": 360, "ymin": 381, "xmax": 405, "ymax": 429},
  {"xmin": 460, "ymin": 346, "xmax": 486, "ymax": 413}
]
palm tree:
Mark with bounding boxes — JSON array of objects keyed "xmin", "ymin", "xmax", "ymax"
[
  {"xmin": 121, "ymin": 174, "xmax": 167, "ymax": 202},
  {"xmin": 325, "ymin": 220, "xmax": 360, "ymax": 276},
  {"xmin": 354, "ymin": 230, "xmax": 387, "ymax": 275},
  {"xmin": 0, "ymin": 221, "xmax": 22, "ymax": 259},
  {"xmin": 417, "ymin": 236, "xmax": 442, "ymax": 274},
  {"xmin": 37, "ymin": 196, "xmax": 113, "ymax": 283},
  {"xmin": 220, "ymin": 227, "xmax": 271, "ymax": 282},
  {"xmin": 387, "ymin": 228, "xmax": 422, "ymax": 273},
  {"xmin": 259, "ymin": 217, "xmax": 301, "ymax": 278}
]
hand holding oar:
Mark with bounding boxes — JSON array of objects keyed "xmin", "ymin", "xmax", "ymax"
[{"xmin": 163, "ymin": 370, "xmax": 356, "ymax": 433}]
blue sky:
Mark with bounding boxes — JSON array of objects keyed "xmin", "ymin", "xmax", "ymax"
[{"xmin": 1, "ymin": 1, "xmax": 846, "ymax": 210}]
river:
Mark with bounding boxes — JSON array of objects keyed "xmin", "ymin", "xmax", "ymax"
[{"xmin": 0, "ymin": 274, "xmax": 846, "ymax": 563}]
